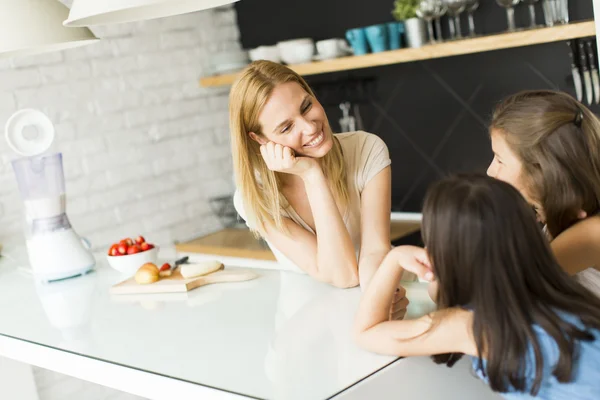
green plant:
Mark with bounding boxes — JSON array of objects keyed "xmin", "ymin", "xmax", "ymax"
[{"xmin": 392, "ymin": 0, "xmax": 419, "ymax": 21}]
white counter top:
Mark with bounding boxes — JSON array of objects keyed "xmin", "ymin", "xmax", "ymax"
[
  {"xmin": 0, "ymin": 254, "xmax": 424, "ymax": 399},
  {"xmin": 0, "ymin": 253, "xmax": 499, "ymax": 400}
]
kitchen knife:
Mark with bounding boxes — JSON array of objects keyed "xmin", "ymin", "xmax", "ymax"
[
  {"xmin": 585, "ymin": 39, "xmax": 600, "ymax": 104},
  {"xmin": 173, "ymin": 256, "xmax": 189, "ymax": 270},
  {"xmin": 578, "ymin": 40, "xmax": 593, "ymax": 105},
  {"xmin": 159, "ymin": 256, "xmax": 189, "ymax": 277},
  {"xmin": 567, "ymin": 41, "xmax": 583, "ymax": 102}
]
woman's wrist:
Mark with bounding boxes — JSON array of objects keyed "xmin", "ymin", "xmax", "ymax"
[{"xmin": 299, "ymin": 163, "xmax": 324, "ymax": 183}]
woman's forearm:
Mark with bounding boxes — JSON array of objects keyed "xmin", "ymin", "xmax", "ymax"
[
  {"xmin": 358, "ymin": 249, "xmax": 390, "ymax": 291},
  {"xmin": 302, "ymin": 168, "xmax": 359, "ymax": 287}
]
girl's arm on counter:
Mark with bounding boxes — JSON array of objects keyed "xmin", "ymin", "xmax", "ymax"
[{"xmin": 354, "ymin": 246, "xmax": 477, "ymax": 358}]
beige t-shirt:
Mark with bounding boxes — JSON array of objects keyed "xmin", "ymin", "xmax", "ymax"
[
  {"xmin": 542, "ymin": 225, "xmax": 600, "ymax": 297},
  {"xmin": 233, "ymin": 131, "xmax": 391, "ymax": 273}
]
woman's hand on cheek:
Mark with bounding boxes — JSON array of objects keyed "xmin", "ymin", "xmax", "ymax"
[{"xmin": 260, "ymin": 142, "xmax": 319, "ymax": 178}]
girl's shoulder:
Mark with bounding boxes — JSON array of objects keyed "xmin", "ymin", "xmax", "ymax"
[
  {"xmin": 560, "ymin": 215, "xmax": 600, "ymax": 251},
  {"xmin": 555, "ymin": 214, "xmax": 600, "ymax": 242},
  {"xmin": 577, "ymin": 213, "xmax": 600, "ymax": 236}
]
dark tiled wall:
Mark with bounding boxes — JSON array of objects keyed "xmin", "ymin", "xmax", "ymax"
[{"xmin": 235, "ymin": 0, "xmax": 597, "ymax": 212}]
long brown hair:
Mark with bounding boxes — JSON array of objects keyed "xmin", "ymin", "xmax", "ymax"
[
  {"xmin": 422, "ymin": 174, "xmax": 600, "ymax": 395},
  {"xmin": 229, "ymin": 60, "xmax": 349, "ymax": 234},
  {"xmin": 490, "ymin": 90, "xmax": 600, "ymax": 238}
]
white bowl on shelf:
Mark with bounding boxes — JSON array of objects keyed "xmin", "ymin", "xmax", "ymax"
[
  {"xmin": 277, "ymin": 39, "xmax": 315, "ymax": 65},
  {"xmin": 249, "ymin": 45, "xmax": 281, "ymax": 63},
  {"xmin": 278, "ymin": 38, "xmax": 313, "ymax": 45},
  {"xmin": 106, "ymin": 247, "xmax": 158, "ymax": 277}
]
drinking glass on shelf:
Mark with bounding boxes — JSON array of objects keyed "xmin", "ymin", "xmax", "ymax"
[
  {"xmin": 496, "ymin": 0, "xmax": 521, "ymax": 31},
  {"xmin": 522, "ymin": 0, "xmax": 540, "ymax": 28},
  {"xmin": 558, "ymin": 0, "xmax": 569, "ymax": 24},
  {"xmin": 444, "ymin": 0, "xmax": 467, "ymax": 39},
  {"xmin": 434, "ymin": 1, "xmax": 447, "ymax": 42},
  {"xmin": 464, "ymin": 0, "xmax": 479, "ymax": 36},
  {"xmin": 542, "ymin": 0, "xmax": 569, "ymax": 26},
  {"xmin": 417, "ymin": 1, "xmax": 439, "ymax": 44}
]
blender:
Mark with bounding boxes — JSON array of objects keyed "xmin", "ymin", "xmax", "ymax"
[{"xmin": 7, "ymin": 109, "xmax": 95, "ymax": 282}]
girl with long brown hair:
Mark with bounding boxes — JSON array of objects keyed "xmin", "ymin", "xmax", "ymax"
[
  {"xmin": 487, "ymin": 90, "xmax": 600, "ymax": 295},
  {"xmin": 355, "ymin": 175, "xmax": 600, "ymax": 399},
  {"xmin": 229, "ymin": 61, "xmax": 403, "ymax": 312}
]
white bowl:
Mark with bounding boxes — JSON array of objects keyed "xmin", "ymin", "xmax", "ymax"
[
  {"xmin": 249, "ymin": 45, "xmax": 281, "ymax": 63},
  {"xmin": 277, "ymin": 40, "xmax": 314, "ymax": 65},
  {"xmin": 277, "ymin": 38, "xmax": 313, "ymax": 45},
  {"xmin": 106, "ymin": 247, "xmax": 158, "ymax": 276}
]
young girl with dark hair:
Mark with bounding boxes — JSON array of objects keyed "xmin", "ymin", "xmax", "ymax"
[{"xmin": 355, "ymin": 175, "xmax": 600, "ymax": 399}]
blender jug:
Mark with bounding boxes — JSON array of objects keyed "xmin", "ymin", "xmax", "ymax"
[{"xmin": 11, "ymin": 153, "xmax": 95, "ymax": 282}]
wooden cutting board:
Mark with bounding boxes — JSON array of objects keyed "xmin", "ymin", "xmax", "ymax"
[{"xmin": 110, "ymin": 266, "xmax": 259, "ymax": 295}]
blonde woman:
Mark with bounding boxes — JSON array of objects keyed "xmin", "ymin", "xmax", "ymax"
[{"xmin": 230, "ymin": 62, "xmax": 403, "ymax": 308}]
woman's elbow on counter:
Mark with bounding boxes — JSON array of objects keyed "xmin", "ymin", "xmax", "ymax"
[
  {"xmin": 312, "ymin": 270, "xmax": 359, "ymax": 288},
  {"xmin": 329, "ymin": 271, "xmax": 359, "ymax": 288},
  {"xmin": 309, "ymin": 260, "xmax": 359, "ymax": 288}
]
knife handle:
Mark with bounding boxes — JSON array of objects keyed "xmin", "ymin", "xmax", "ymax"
[
  {"xmin": 585, "ymin": 40, "xmax": 597, "ymax": 70},
  {"xmin": 578, "ymin": 40, "xmax": 589, "ymax": 71},
  {"xmin": 567, "ymin": 40, "xmax": 578, "ymax": 68},
  {"xmin": 175, "ymin": 256, "xmax": 189, "ymax": 266}
]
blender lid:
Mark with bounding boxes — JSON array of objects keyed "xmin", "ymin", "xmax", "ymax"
[{"xmin": 5, "ymin": 109, "xmax": 55, "ymax": 156}]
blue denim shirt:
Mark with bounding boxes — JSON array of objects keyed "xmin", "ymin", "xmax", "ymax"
[{"xmin": 470, "ymin": 314, "xmax": 600, "ymax": 399}]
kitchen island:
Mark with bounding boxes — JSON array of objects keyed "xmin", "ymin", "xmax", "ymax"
[{"xmin": 0, "ymin": 251, "xmax": 498, "ymax": 400}]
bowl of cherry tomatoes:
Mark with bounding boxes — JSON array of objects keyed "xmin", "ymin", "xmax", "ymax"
[{"xmin": 106, "ymin": 236, "xmax": 158, "ymax": 276}]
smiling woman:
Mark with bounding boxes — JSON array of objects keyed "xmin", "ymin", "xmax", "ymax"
[{"xmin": 228, "ymin": 61, "xmax": 401, "ymax": 304}]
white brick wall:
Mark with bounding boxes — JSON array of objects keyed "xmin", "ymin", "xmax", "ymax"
[{"xmin": 0, "ymin": 4, "xmax": 241, "ymax": 400}]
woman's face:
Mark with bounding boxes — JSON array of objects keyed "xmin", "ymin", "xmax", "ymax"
[
  {"xmin": 487, "ymin": 130, "xmax": 537, "ymax": 208},
  {"xmin": 252, "ymin": 82, "xmax": 333, "ymax": 158}
]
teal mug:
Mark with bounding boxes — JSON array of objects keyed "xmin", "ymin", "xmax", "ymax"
[
  {"xmin": 387, "ymin": 22, "xmax": 405, "ymax": 50},
  {"xmin": 365, "ymin": 24, "xmax": 389, "ymax": 53},
  {"xmin": 346, "ymin": 28, "xmax": 369, "ymax": 55}
]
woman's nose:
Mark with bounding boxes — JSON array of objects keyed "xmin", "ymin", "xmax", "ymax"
[{"xmin": 299, "ymin": 117, "xmax": 318, "ymax": 135}]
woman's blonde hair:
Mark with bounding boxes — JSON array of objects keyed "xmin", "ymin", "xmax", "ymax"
[
  {"xmin": 491, "ymin": 90, "xmax": 600, "ymax": 238},
  {"xmin": 229, "ymin": 60, "xmax": 349, "ymax": 234}
]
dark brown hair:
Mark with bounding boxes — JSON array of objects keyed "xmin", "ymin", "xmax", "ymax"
[
  {"xmin": 490, "ymin": 90, "xmax": 600, "ymax": 238},
  {"xmin": 422, "ymin": 174, "xmax": 600, "ymax": 395}
]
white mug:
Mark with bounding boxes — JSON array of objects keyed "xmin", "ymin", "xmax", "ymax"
[
  {"xmin": 316, "ymin": 39, "xmax": 352, "ymax": 60},
  {"xmin": 249, "ymin": 45, "xmax": 281, "ymax": 63}
]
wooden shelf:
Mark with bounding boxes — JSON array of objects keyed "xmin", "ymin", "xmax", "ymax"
[{"xmin": 200, "ymin": 20, "xmax": 596, "ymax": 87}]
